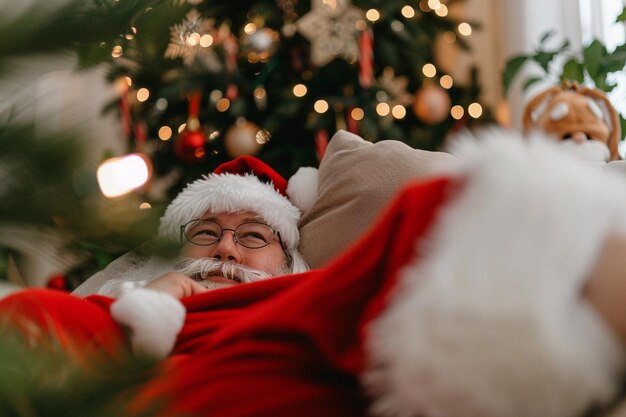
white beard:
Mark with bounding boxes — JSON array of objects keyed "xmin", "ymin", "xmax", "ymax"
[
  {"xmin": 102, "ymin": 255, "xmax": 289, "ymax": 295},
  {"xmin": 172, "ymin": 257, "xmax": 289, "ymax": 290}
]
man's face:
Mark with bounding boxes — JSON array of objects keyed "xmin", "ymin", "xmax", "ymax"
[{"xmin": 179, "ymin": 211, "xmax": 288, "ymax": 287}]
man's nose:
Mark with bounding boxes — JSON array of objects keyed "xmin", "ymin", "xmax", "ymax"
[{"xmin": 211, "ymin": 230, "xmax": 241, "ymax": 262}]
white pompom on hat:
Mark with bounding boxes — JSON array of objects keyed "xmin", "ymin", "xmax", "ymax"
[{"xmin": 158, "ymin": 156, "xmax": 304, "ymax": 251}]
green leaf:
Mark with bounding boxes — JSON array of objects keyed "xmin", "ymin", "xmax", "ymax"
[
  {"xmin": 620, "ymin": 115, "xmax": 626, "ymax": 140},
  {"xmin": 502, "ymin": 55, "xmax": 529, "ymax": 95},
  {"xmin": 561, "ymin": 58, "xmax": 584, "ymax": 83},
  {"xmin": 617, "ymin": 6, "xmax": 626, "ymax": 22},
  {"xmin": 534, "ymin": 51, "xmax": 555, "ymax": 71},
  {"xmin": 592, "ymin": 74, "xmax": 612, "ymax": 92},
  {"xmin": 522, "ymin": 76, "xmax": 543, "ymax": 91},
  {"xmin": 583, "ymin": 40, "xmax": 607, "ymax": 79}
]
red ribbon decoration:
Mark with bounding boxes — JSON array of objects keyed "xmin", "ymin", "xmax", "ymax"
[
  {"xmin": 119, "ymin": 93, "xmax": 132, "ymax": 138},
  {"xmin": 315, "ymin": 129, "xmax": 329, "ymax": 163},
  {"xmin": 188, "ymin": 90, "xmax": 202, "ymax": 120},
  {"xmin": 346, "ymin": 107, "xmax": 359, "ymax": 134},
  {"xmin": 358, "ymin": 28, "xmax": 374, "ymax": 89}
]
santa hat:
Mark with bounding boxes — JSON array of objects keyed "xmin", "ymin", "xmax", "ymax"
[{"xmin": 158, "ymin": 156, "xmax": 313, "ymax": 255}]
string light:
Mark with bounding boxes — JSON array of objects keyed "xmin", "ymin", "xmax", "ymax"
[
  {"xmin": 210, "ymin": 89, "xmax": 223, "ymax": 102},
  {"xmin": 139, "ymin": 202, "xmax": 152, "ymax": 209},
  {"xmin": 440, "ymin": 75, "xmax": 454, "ymax": 89},
  {"xmin": 392, "ymin": 105, "xmax": 407, "ymax": 119},
  {"xmin": 314, "ymin": 99, "xmax": 329, "ymax": 113},
  {"xmin": 391, "ymin": 20, "xmax": 404, "ymax": 32},
  {"xmin": 458, "ymin": 22, "xmax": 472, "ymax": 36},
  {"xmin": 254, "ymin": 87, "xmax": 267, "ymax": 100},
  {"xmin": 216, "ymin": 98, "xmax": 231, "ymax": 112},
  {"xmin": 244, "ymin": 23, "xmax": 257, "ymax": 34},
  {"xmin": 136, "ymin": 88, "xmax": 150, "ymax": 102},
  {"xmin": 451, "ymin": 105, "xmax": 464, "ymax": 120},
  {"xmin": 355, "ymin": 19, "xmax": 367, "ymax": 31},
  {"xmin": 111, "ymin": 46, "xmax": 123, "ymax": 58},
  {"xmin": 186, "ymin": 32, "xmax": 201, "ymax": 46},
  {"xmin": 435, "ymin": 4, "xmax": 448, "ymax": 16},
  {"xmin": 418, "ymin": 0, "xmax": 430, "ymax": 12},
  {"xmin": 158, "ymin": 126, "xmax": 172, "ymax": 140},
  {"xmin": 351, "ymin": 108, "xmax": 364, "ymax": 120},
  {"xmin": 422, "ymin": 63, "xmax": 437, "ymax": 78},
  {"xmin": 366, "ymin": 9, "xmax": 380, "ymax": 22},
  {"xmin": 125, "ymin": 27, "xmax": 137, "ymax": 40},
  {"xmin": 468, "ymin": 102, "xmax": 483, "ymax": 118},
  {"xmin": 427, "ymin": 0, "xmax": 441, "ymax": 10},
  {"xmin": 293, "ymin": 84, "xmax": 307, "ymax": 97},
  {"xmin": 401, "ymin": 5, "xmax": 415, "ymax": 18},
  {"xmin": 200, "ymin": 34, "xmax": 214, "ymax": 47},
  {"xmin": 376, "ymin": 102, "xmax": 390, "ymax": 116}
]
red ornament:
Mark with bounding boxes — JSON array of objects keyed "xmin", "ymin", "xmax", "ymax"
[
  {"xmin": 174, "ymin": 90, "xmax": 207, "ymax": 164},
  {"xmin": 174, "ymin": 128, "xmax": 207, "ymax": 164},
  {"xmin": 47, "ymin": 274, "xmax": 67, "ymax": 291}
]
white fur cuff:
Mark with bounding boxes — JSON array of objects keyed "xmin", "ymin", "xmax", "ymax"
[{"xmin": 110, "ymin": 288, "xmax": 186, "ymax": 359}]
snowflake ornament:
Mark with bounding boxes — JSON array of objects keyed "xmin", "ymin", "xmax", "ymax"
[
  {"xmin": 378, "ymin": 67, "xmax": 413, "ymax": 107},
  {"xmin": 296, "ymin": 0, "xmax": 365, "ymax": 66},
  {"xmin": 164, "ymin": 9, "xmax": 218, "ymax": 67}
]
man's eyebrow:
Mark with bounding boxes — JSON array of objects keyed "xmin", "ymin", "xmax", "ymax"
[
  {"xmin": 200, "ymin": 216, "xmax": 263, "ymax": 223},
  {"xmin": 243, "ymin": 216, "xmax": 263, "ymax": 222}
]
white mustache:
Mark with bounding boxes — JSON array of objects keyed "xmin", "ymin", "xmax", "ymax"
[{"xmin": 173, "ymin": 257, "xmax": 273, "ymax": 285}]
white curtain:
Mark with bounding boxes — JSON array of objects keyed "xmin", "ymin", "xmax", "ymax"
[{"xmin": 497, "ymin": 0, "xmax": 626, "ymax": 130}]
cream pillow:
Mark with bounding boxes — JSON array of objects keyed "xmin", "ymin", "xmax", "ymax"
[{"xmin": 298, "ymin": 130, "xmax": 458, "ymax": 269}]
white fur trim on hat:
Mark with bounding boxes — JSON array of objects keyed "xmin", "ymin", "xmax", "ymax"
[
  {"xmin": 158, "ymin": 172, "xmax": 301, "ymax": 249},
  {"xmin": 111, "ymin": 288, "xmax": 185, "ymax": 359},
  {"xmin": 363, "ymin": 130, "xmax": 626, "ymax": 417},
  {"xmin": 287, "ymin": 167, "xmax": 319, "ymax": 214}
]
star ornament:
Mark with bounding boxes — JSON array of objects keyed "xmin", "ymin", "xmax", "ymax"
[{"xmin": 296, "ymin": 0, "xmax": 365, "ymax": 66}]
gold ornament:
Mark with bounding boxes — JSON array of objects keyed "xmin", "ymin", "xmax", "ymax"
[
  {"xmin": 413, "ymin": 84, "xmax": 451, "ymax": 124},
  {"xmin": 296, "ymin": 0, "xmax": 365, "ymax": 66},
  {"xmin": 224, "ymin": 120, "xmax": 269, "ymax": 157},
  {"xmin": 241, "ymin": 27, "xmax": 280, "ymax": 63}
]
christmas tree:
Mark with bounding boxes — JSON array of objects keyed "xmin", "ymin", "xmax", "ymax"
[
  {"xmin": 87, "ymin": 0, "xmax": 489, "ymax": 202},
  {"xmin": 0, "ymin": 0, "xmax": 489, "ymax": 289}
]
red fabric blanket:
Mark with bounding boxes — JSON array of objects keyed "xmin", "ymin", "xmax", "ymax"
[{"xmin": 0, "ymin": 177, "xmax": 453, "ymax": 417}]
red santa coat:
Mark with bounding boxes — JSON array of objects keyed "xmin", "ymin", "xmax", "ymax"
[{"xmin": 1, "ymin": 133, "xmax": 625, "ymax": 417}]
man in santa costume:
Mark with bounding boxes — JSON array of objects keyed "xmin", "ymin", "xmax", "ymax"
[{"xmin": 1, "ymin": 130, "xmax": 626, "ymax": 417}]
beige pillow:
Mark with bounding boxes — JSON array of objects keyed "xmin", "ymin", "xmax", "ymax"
[{"xmin": 298, "ymin": 130, "xmax": 458, "ymax": 269}]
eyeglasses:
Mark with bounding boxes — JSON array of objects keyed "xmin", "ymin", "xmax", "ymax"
[{"xmin": 180, "ymin": 219, "xmax": 285, "ymax": 250}]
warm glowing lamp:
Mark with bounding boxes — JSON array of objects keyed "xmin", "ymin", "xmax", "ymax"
[{"xmin": 97, "ymin": 153, "xmax": 152, "ymax": 198}]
